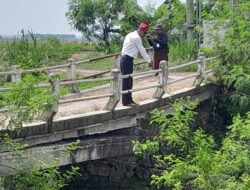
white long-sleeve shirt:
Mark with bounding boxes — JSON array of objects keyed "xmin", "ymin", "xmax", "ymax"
[{"xmin": 121, "ymin": 31, "xmax": 151, "ymax": 63}]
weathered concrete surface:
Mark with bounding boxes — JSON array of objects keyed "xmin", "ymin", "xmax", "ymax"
[
  {"xmin": 64, "ymin": 155, "xmax": 153, "ymax": 190},
  {"xmin": 2, "ymin": 83, "xmax": 218, "ymax": 146},
  {"xmin": 55, "ymin": 73, "xmax": 197, "ymax": 117},
  {"xmin": 0, "ymin": 83, "xmax": 219, "ymax": 176},
  {"xmin": 0, "ymin": 134, "xmax": 137, "ymax": 176}
]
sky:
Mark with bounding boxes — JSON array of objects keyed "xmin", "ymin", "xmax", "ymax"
[{"xmin": 0, "ymin": 0, "xmax": 165, "ymax": 36}]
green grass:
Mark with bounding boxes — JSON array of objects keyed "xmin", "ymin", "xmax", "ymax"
[
  {"xmin": 59, "ymin": 80, "xmax": 109, "ymax": 96},
  {"xmin": 0, "ymin": 32, "xmax": 98, "ymax": 69},
  {"xmin": 77, "ymin": 57, "xmax": 114, "ymax": 70},
  {"xmin": 167, "ymin": 41, "xmax": 217, "ymax": 72},
  {"xmin": 0, "ymin": 36, "xmax": 209, "ymax": 97},
  {"xmin": 168, "ymin": 41, "xmax": 196, "ymax": 67}
]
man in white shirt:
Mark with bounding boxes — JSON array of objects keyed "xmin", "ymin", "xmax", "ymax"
[{"xmin": 120, "ymin": 22, "xmax": 152, "ymax": 106}]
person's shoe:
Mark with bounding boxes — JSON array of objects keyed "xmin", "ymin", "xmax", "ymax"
[
  {"xmin": 154, "ymin": 73, "xmax": 159, "ymax": 77},
  {"xmin": 131, "ymin": 100, "xmax": 139, "ymax": 105},
  {"xmin": 123, "ymin": 101, "xmax": 138, "ymax": 107}
]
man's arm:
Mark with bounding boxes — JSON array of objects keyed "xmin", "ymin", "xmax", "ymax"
[
  {"xmin": 135, "ymin": 37, "xmax": 151, "ymax": 63},
  {"xmin": 153, "ymin": 34, "xmax": 167, "ymax": 46},
  {"xmin": 147, "ymin": 36, "xmax": 153, "ymax": 46}
]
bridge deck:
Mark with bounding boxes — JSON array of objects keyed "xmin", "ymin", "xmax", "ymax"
[{"xmin": 55, "ymin": 72, "xmax": 196, "ymax": 119}]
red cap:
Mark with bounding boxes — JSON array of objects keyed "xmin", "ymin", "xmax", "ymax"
[{"xmin": 139, "ymin": 22, "xmax": 149, "ymax": 33}]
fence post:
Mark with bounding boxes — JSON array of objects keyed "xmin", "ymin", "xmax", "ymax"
[
  {"xmin": 194, "ymin": 52, "xmax": 206, "ymax": 86},
  {"xmin": 113, "ymin": 54, "xmax": 121, "ymax": 70},
  {"xmin": 104, "ymin": 69, "xmax": 121, "ymax": 110},
  {"xmin": 67, "ymin": 59, "xmax": 79, "ymax": 93},
  {"xmin": 41, "ymin": 74, "xmax": 60, "ymax": 125},
  {"xmin": 11, "ymin": 65, "xmax": 21, "ymax": 82},
  {"xmin": 153, "ymin": 60, "xmax": 168, "ymax": 99}
]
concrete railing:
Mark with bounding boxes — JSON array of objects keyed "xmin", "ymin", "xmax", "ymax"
[
  {"xmin": 0, "ymin": 48, "xmax": 153, "ymax": 80},
  {"xmin": 0, "ymin": 52, "xmax": 218, "ymax": 123}
]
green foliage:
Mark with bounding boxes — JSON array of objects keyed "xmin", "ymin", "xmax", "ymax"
[
  {"xmin": 67, "ymin": 0, "xmax": 154, "ymax": 52},
  {"xmin": 2, "ymin": 166, "xmax": 79, "ymax": 190},
  {"xmin": 134, "ymin": 98, "xmax": 250, "ymax": 190},
  {"xmin": 201, "ymin": 0, "xmax": 230, "ymax": 20},
  {"xmin": 0, "ymin": 74, "xmax": 53, "ymax": 129},
  {"xmin": 217, "ymin": 1, "xmax": 250, "ymax": 67},
  {"xmin": 2, "ymin": 30, "xmax": 96, "ymax": 69},
  {"xmin": 169, "ymin": 40, "xmax": 196, "ymax": 67},
  {"xmin": 5, "ymin": 30, "xmax": 45, "ymax": 69},
  {"xmin": 153, "ymin": 0, "xmax": 186, "ymax": 42},
  {"xmin": 221, "ymin": 65, "xmax": 250, "ymax": 116},
  {"xmin": 67, "ymin": 0, "xmax": 131, "ymax": 52},
  {"xmin": 0, "ymin": 70, "xmax": 81, "ymax": 190},
  {"xmin": 119, "ymin": 0, "xmax": 153, "ymax": 36},
  {"xmin": 212, "ymin": 1, "xmax": 250, "ymax": 116},
  {"xmin": 0, "ymin": 135, "xmax": 80, "ymax": 190}
]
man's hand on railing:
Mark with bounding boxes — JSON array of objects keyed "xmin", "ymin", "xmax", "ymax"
[{"xmin": 148, "ymin": 61, "xmax": 153, "ymax": 68}]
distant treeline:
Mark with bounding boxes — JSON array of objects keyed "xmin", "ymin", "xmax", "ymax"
[{"xmin": 0, "ymin": 34, "xmax": 81, "ymax": 40}]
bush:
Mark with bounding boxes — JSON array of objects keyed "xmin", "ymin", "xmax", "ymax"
[
  {"xmin": 134, "ymin": 98, "xmax": 250, "ymax": 190},
  {"xmin": 215, "ymin": 1, "xmax": 250, "ymax": 116}
]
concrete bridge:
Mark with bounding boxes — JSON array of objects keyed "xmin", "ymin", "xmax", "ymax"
[{"xmin": 0, "ymin": 51, "xmax": 218, "ymax": 176}]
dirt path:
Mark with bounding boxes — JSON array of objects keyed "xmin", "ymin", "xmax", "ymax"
[{"xmin": 55, "ymin": 72, "xmax": 196, "ymax": 119}]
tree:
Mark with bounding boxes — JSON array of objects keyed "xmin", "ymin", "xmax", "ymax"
[
  {"xmin": 119, "ymin": 0, "xmax": 154, "ymax": 35},
  {"xmin": 153, "ymin": 0, "xmax": 186, "ymax": 42},
  {"xmin": 67, "ymin": 0, "xmax": 122, "ymax": 52},
  {"xmin": 213, "ymin": 0, "xmax": 250, "ymax": 116},
  {"xmin": 66, "ymin": 0, "xmax": 151, "ymax": 52}
]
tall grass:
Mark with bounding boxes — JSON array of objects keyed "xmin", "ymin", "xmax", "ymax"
[
  {"xmin": 169, "ymin": 40, "xmax": 196, "ymax": 66},
  {"xmin": 5, "ymin": 30, "xmax": 46, "ymax": 68},
  {"xmin": 2, "ymin": 30, "xmax": 97, "ymax": 69}
]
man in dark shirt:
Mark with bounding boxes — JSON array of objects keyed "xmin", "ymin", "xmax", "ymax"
[{"xmin": 147, "ymin": 25, "xmax": 169, "ymax": 71}]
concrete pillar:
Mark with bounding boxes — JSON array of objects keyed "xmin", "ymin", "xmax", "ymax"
[
  {"xmin": 104, "ymin": 69, "xmax": 121, "ymax": 110},
  {"xmin": 194, "ymin": 52, "xmax": 206, "ymax": 86},
  {"xmin": 41, "ymin": 74, "xmax": 60, "ymax": 125},
  {"xmin": 11, "ymin": 65, "xmax": 21, "ymax": 82},
  {"xmin": 67, "ymin": 59, "xmax": 79, "ymax": 93},
  {"xmin": 153, "ymin": 60, "xmax": 168, "ymax": 99},
  {"xmin": 113, "ymin": 54, "xmax": 121, "ymax": 70}
]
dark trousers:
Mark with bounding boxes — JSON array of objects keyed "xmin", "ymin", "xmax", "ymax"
[
  {"xmin": 153, "ymin": 49, "xmax": 168, "ymax": 70},
  {"xmin": 120, "ymin": 55, "xmax": 134, "ymax": 105}
]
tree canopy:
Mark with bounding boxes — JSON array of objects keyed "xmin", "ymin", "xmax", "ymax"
[{"xmin": 67, "ymin": 0, "xmax": 146, "ymax": 52}]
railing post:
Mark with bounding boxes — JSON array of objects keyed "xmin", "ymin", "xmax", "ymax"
[
  {"xmin": 194, "ymin": 52, "xmax": 206, "ymax": 86},
  {"xmin": 41, "ymin": 74, "xmax": 60, "ymax": 125},
  {"xmin": 104, "ymin": 69, "xmax": 121, "ymax": 110},
  {"xmin": 11, "ymin": 65, "xmax": 21, "ymax": 82},
  {"xmin": 67, "ymin": 59, "xmax": 79, "ymax": 93},
  {"xmin": 113, "ymin": 54, "xmax": 121, "ymax": 70},
  {"xmin": 153, "ymin": 60, "xmax": 168, "ymax": 99}
]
